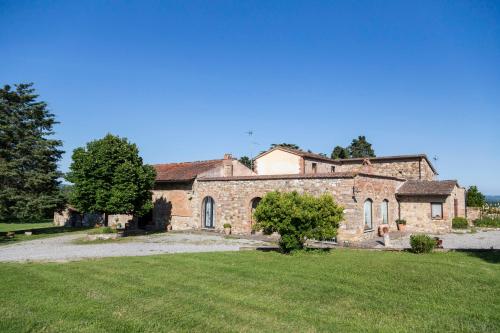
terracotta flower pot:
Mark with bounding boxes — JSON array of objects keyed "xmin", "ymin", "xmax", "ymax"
[
  {"xmin": 224, "ymin": 228, "xmax": 231, "ymax": 235},
  {"xmin": 397, "ymin": 223, "xmax": 406, "ymax": 232}
]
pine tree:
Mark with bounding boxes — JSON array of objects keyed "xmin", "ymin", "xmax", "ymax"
[
  {"xmin": 0, "ymin": 83, "xmax": 65, "ymax": 221},
  {"xmin": 348, "ymin": 136, "xmax": 376, "ymax": 158}
]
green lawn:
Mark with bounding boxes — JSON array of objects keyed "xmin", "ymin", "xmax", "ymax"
[
  {"xmin": 0, "ymin": 221, "xmax": 90, "ymax": 245},
  {"xmin": 0, "ymin": 221, "xmax": 53, "ymax": 232},
  {"xmin": 0, "ymin": 250, "xmax": 498, "ymax": 333}
]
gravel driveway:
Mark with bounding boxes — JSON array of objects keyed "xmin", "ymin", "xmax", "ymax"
[
  {"xmin": 0, "ymin": 232, "xmax": 271, "ymax": 263},
  {"xmin": 388, "ymin": 230, "xmax": 500, "ymax": 249}
]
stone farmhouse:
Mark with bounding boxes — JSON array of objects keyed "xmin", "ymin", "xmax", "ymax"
[{"xmin": 149, "ymin": 146, "xmax": 466, "ymax": 242}]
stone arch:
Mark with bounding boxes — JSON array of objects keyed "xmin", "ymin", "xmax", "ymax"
[
  {"xmin": 249, "ymin": 197, "xmax": 262, "ymax": 233},
  {"xmin": 201, "ymin": 196, "xmax": 215, "ymax": 229}
]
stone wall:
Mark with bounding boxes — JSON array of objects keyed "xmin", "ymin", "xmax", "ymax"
[
  {"xmin": 397, "ymin": 185, "xmax": 465, "ymax": 234},
  {"xmin": 467, "ymin": 207, "xmax": 481, "ymax": 222},
  {"xmin": 336, "ymin": 158, "xmax": 435, "ymax": 181},
  {"xmin": 107, "ymin": 214, "xmax": 136, "ymax": 229},
  {"xmin": 339, "ymin": 175, "xmax": 402, "ymax": 242},
  {"xmin": 152, "ymin": 182, "xmax": 196, "ymax": 230},
  {"xmin": 303, "ymin": 158, "xmax": 337, "ymax": 174},
  {"xmin": 53, "ymin": 208, "xmax": 103, "ymax": 227},
  {"xmin": 53, "ymin": 208, "xmax": 81, "ymax": 226},
  {"xmin": 398, "ymin": 196, "xmax": 451, "ymax": 233},
  {"xmin": 193, "ymin": 174, "xmax": 404, "ymax": 241},
  {"xmin": 448, "ymin": 185, "xmax": 466, "ymax": 219}
]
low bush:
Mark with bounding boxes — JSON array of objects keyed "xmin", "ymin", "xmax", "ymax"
[
  {"xmin": 223, "ymin": 223, "xmax": 231, "ymax": 229},
  {"xmin": 395, "ymin": 219, "xmax": 406, "ymax": 225},
  {"xmin": 474, "ymin": 217, "xmax": 500, "ymax": 228},
  {"xmin": 452, "ymin": 217, "xmax": 468, "ymax": 229},
  {"xmin": 87, "ymin": 227, "xmax": 117, "ymax": 235},
  {"xmin": 410, "ymin": 234, "xmax": 436, "ymax": 254}
]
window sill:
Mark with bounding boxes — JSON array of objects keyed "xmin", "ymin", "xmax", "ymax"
[{"xmin": 363, "ymin": 229, "xmax": 374, "ymax": 233}]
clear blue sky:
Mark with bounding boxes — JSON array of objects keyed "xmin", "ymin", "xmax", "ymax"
[{"xmin": 1, "ymin": 1, "xmax": 499, "ymax": 193}]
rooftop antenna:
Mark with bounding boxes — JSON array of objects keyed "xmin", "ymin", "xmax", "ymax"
[{"xmin": 246, "ymin": 130, "xmax": 257, "ymax": 171}]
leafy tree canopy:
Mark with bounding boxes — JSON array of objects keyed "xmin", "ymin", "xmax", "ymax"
[
  {"xmin": 330, "ymin": 136, "xmax": 376, "ymax": 159},
  {"xmin": 466, "ymin": 186, "xmax": 486, "ymax": 208},
  {"xmin": 253, "ymin": 191, "xmax": 344, "ymax": 253},
  {"xmin": 0, "ymin": 83, "xmax": 65, "ymax": 221},
  {"xmin": 66, "ymin": 134, "xmax": 156, "ymax": 217},
  {"xmin": 331, "ymin": 145, "xmax": 349, "ymax": 159},
  {"xmin": 270, "ymin": 143, "xmax": 300, "ymax": 150},
  {"xmin": 348, "ymin": 135, "xmax": 376, "ymax": 158},
  {"xmin": 238, "ymin": 156, "xmax": 253, "ymax": 170}
]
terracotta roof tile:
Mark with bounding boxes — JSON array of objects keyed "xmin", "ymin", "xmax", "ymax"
[
  {"xmin": 154, "ymin": 159, "xmax": 223, "ymax": 182},
  {"xmin": 397, "ymin": 180, "xmax": 458, "ymax": 196}
]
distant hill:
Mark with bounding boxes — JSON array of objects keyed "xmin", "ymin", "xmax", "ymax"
[{"xmin": 485, "ymin": 195, "xmax": 500, "ymax": 204}]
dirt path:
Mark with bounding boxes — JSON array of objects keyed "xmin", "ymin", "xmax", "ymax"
[{"xmin": 0, "ymin": 232, "xmax": 271, "ymax": 263}]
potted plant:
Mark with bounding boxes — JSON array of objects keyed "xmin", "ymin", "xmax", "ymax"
[
  {"xmin": 396, "ymin": 219, "xmax": 406, "ymax": 232},
  {"xmin": 223, "ymin": 223, "xmax": 232, "ymax": 235}
]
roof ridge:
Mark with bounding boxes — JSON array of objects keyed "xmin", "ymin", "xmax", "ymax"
[{"xmin": 154, "ymin": 159, "xmax": 223, "ymax": 167}]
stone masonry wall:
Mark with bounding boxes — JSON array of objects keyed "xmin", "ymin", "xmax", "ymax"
[
  {"xmin": 336, "ymin": 158, "xmax": 435, "ymax": 181},
  {"xmin": 303, "ymin": 159, "xmax": 337, "ymax": 174},
  {"xmin": 152, "ymin": 182, "xmax": 196, "ymax": 230},
  {"xmin": 397, "ymin": 186, "xmax": 465, "ymax": 234},
  {"xmin": 467, "ymin": 207, "xmax": 481, "ymax": 222},
  {"xmin": 193, "ymin": 174, "xmax": 404, "ymax": 242},
  {"xmin": 339, "ymin": 175, "xmax": 402, "ymax": 242}
]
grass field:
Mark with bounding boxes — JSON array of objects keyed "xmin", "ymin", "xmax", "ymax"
[
  {"xmin": 0, "ymin": 250, "xmax": 498, "ymax": 332},
  {"xmin": 0, "ymin": 221, "xmax": 89, "ymax": 245},
  {"xmin": 0, "ymin": 221, "xmax": 53, "ymax": 232}
]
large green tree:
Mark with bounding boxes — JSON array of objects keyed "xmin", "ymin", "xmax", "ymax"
[
  {"xmin": 0, "ymin": 83, "xmax": 65, "ymax": 221},
  {"xmin": 348, "ymin": 136, "xmax": 375, "ymax": 158},
  {"xmin": 66, "ymin": 134, "xmax": 156, "ymax": 219},
  {"xmin": 466, "ymin": 186, "xmax": 486, "ymax": 208}
]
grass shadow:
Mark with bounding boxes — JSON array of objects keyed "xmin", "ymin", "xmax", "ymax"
[{"xmin": 455, "ymin": 249, "xmax": 500, "ymax": 264}]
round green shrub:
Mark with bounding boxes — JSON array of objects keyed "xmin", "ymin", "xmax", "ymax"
[
  {"xmin": 223, "ymin": 223, "xmax": 231, "ymax": 229},
  {"xmin": 253, "ymin": 191, "xmax": 344, "ymax": 253},
  {"xmin": 452, "ymin": 217, "xmax": 468, "ymax": 229},
  {"xmin": 410, "ymin": 234, "xmax": 436, "ymax": 253}
]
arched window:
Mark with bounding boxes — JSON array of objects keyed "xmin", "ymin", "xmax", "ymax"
[
  {"xmin": 251, "ymin": 197, "xmax": 261, "ymax": 213},
  {"xmin": 249, "ymin": 197, "xmax": 262, "ymax": 234},
  {"xmin": 364, "ymin": 199, "xmax": 373, "ymax": 230},
  {"xmin": 202, "ymin": 196, "xmax": 215, "ymax": 228},
  {"xmin": 381, "ymin": 199, "xmax": 389, "ymax": 225}
]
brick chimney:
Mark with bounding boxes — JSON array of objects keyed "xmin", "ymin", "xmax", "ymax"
[{"xmin": 223, "ymin": 153, "xmax": 233, "ymax": 177}]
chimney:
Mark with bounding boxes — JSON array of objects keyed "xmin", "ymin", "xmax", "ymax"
[{"xmin": 223, "ymin": 153, "xmax": 233, "ymax": 177}]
